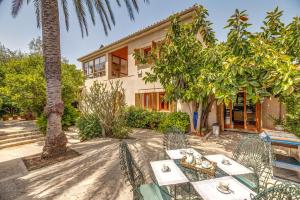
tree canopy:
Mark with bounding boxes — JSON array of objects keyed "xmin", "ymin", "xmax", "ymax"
[
  {"xmin": 0, "ymin": 41, "xmax": 84, "ymax": 116},
  {"xmin": 135, "ymin": 5, "xmax": 300, "ymax": 134}
]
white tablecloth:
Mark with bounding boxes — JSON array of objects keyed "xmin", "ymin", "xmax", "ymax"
[
  {"xmin": 205, "ymin": 154, "xmax": 253, "ymax": 175},
  {"xmin": 150, "ymin": 160, "xmax": 189, "ymax": 186},
  {"xmin": 191, "ymin": 176, "xmax": 256, "ymax": 200},
  {"xmin": 166, "ymin": 148, "xmax": 202, "ymax": 160}
]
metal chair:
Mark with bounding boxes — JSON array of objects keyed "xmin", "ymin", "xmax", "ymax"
[
  {"xmin": 119, "ymin": 141, "xmax": 172, "ymax": 200},
  {"xmin": 250, "ymin": 183, "xmax": 300, "ymax": 200},
  {"xmin": 163, "ymin": 127, "xmax": 189, "ymax": 150},
  {"xmin": 232, "ymin": 135, "xmax": 273, "ymax": 192}
]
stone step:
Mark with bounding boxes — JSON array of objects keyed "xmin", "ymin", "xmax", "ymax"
[
  {"xmin": 0, "ymin": 129, "xmax": 39, "ymax": 136},
  {"xmin": 0, "ymin": 131, "xmax": 40, "ymax": 140},
  {"xmin": 0, "ymin": 137, "xmax": 44, "ymax": 149},
  {"xmin": 0, "ymin": 134, "xmax": 43, "ymax": 145}
]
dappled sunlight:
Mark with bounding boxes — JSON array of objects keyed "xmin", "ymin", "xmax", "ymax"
[{"xmin": 0, "ymin": 129, "xmax": 247, "ymax": 200}]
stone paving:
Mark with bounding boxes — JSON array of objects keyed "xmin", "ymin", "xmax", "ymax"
[{"xmin": 0, "ymin": 127, "xmax": 246, "ymax": 200}]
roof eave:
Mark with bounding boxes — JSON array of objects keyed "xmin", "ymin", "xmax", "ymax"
[{"xmin": 77, "ymin": 5, "xmax": 199, "ymax": 63}]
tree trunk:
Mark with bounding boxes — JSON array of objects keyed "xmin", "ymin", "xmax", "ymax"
[
  {"xmin": 41, "ymin": 0, "xmax": 67, "ymax": 159},
  {"xmin": 200, "ymin": 95, "xmax": 215, "ymax": 130},
  {"xmin": 185, "ymin": 102, "xmax": 196, "ymax": 133},
  {"xmin": 196, "ymin": 103, "xmax": 202, "ymax": 132}
]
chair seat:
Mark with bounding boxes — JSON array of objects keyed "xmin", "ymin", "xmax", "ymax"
[
  {"xmin": 139, "ymin": 183, "xmax": 171, "ymax": 200},
  {"xmin": 235, "ymin": 175, "xmax": 258, "ymax": 191}
]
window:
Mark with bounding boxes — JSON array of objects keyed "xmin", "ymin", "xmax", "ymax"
[
  {"xmin": 143, "ymin": 47, "xmax": 152, "ymax": 64},
  {"xmin": 144, "ymin": 93, "xmax": 152, "ymax": 110},
  {"xmin": 87, "ymin": 60, "xmax": 94, "ymax": 75},
  {"xmin": 95, "ymin": 56, "xmax": 105, "ymax": 72},
  {"xmin": 111, "ymin": 55, "xmax": 128, "ymax": 78},
  {"xmin": 135, "ymin": 92, "xmax": 173, "ymax": 111},
  {"xmin": 83, "ymin": 63, "xmax": 88, "ymax": 75},
  {"xmin": 159, "ymin": 93, "xmax": 169, "ymax": 111}
]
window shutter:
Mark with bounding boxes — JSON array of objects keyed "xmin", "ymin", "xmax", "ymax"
[
  {"xmin": 134, "ymin": 49, "xmax": 141, "ymax": 65},
  {"xmin": 135, "ymin": 93, "xmax": 141, "ymax": 108},
  {"xmin": 152, "ymin": 93, "xmax": 158, "ymax": 111}
]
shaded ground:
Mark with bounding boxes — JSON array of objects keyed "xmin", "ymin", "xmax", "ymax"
[{"xmin": 0, "ymin": 129, "xmax": 246, "ymax": 200}]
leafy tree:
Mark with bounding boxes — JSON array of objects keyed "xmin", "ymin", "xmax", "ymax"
[
  {"xmin": 260, "ymin": 7, "xmax": 300, "ymax": 135},
  {"xmin": 261, "ymin": 7, "xmax": 284, "ymax": 42},
  {"xmin": 219, "ymin": 9, "xmax": 297, "ymax": 105},
  {"xmin": 1, "ymin": 55, "xmax": 84, "ymax": 116},
  {"xmin": 135, "ymin": 5, "xmax": 219, "ymax": 133},
  {"xmin": 1, "ymin": 0, "xmax": 148, "ymax": 158},
  {"xmin": 29, "ymin": 36, "xmax": 43, "ymax": 55}
]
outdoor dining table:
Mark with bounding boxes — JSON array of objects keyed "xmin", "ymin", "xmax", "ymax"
[{"xmin": 150, "ymin": 148, "xmax": 257, "ymax": 200}]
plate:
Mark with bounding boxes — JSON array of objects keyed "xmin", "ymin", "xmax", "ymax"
[
  {"xmin": 216, "ymin": 185, "xmax": 231, "ymax": 194},
  {"xmin": 222, "ymin": 159, "xmax": 232, "ymax": 165},
  {"xmin": 201, "ymin": 161, "xmax": 212, "ymax": 169}
]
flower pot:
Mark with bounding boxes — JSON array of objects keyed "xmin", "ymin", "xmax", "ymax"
[
  {"xmin": 2, "ymin": 116, "xmax": 9, "ymax": 121},
  {"xmin": 13, "ymin": 115, "xmax": 18, "ymax": 120}
]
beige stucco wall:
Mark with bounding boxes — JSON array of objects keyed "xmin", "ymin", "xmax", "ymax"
[
  {"xmin": 261, "ymin": 96, "xmax": 286, "ymax": 129},
  {"xmin": 84, "ymin": 17, "xmax": 194, "ymax": 109}
]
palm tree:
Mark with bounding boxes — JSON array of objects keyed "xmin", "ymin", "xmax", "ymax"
[{"xmin": 0, "ymin": 0, "xmax": 148, "ymax": 158}]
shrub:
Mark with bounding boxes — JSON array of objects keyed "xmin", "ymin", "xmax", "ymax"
[
  {"xmin": 158, "ymin": 111, "xmax": 190, "ymax": 133},
  {"xmin": 79, "ymin": 81, "xmax": 130, "ymax": 139},
  {"xmin": 125, "ymin": 106, "xmax": 148, "ymax": 128},
  {"xmin": 125, "ymin": 107, "xmax": 190, "ymax": 133},
  {"xmin": 147, "ymin": 111, "xmax": 167, "ymax": 130},
  {"xmin": 283, "ymin": 96, "xmax": 300, "ymax": 137},
  {"xmin": 125, "ymin": 106, "xmax": 168, "ymax": 130},
  {"xmin": 36, "ymin": 104, "xmax": 79, "ymax": 134},
  {"xmin": 76, "ymin": 115, "xmax": 102, "ymax": 141},
  {"xmin": 62, "ymin": 104, "xmax": 79, "ymax": 128}
]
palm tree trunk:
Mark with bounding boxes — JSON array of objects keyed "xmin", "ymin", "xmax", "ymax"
[{"xmin": 41, "ymin": 0, "xmax": 67, "ymax": 158}]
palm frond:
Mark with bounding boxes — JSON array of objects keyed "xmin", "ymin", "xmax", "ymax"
[
  {"xmin": 61, "ymin": 0, "xmax": 70, "ymax": 31},
  {"xmin": 131, "ymin": 0, "xmax": 139, "ymax": 13},
  {"xmin": 84, "ymin": 0, "xmax": 96, "ymax": 25},
  {"xmin": 123, "ymin": 0, "xmax": 135, "ymax": 21},
  {"xmin": 73, "ymin": 0, "xmax": 89, "ymax": 37},
  {"xmin": 12, "ymin": 0, "xmax": 24, "ymax": 17},
  {"xmin": 98, "ymin": 2, "xmax": 112, "ymax": 30},
  {"xmin": 116, "ymin": 0, "xmax": 121, "ymax": 7},
  {"xmin": 5, "ymin": 0, "xmax": 149, "ymax": 37},
  {"xmin": 104, "ymin": 0, "xmax": 115, "ymax": 25},
  {"xmin": 33, "ymin": 0, "xmax": 41, "ymax": 28},
  {"xmin": 93, "ymin": 0, "xmax": 109, "ymax": 35}
]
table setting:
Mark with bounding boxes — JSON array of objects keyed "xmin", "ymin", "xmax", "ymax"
[{"xmin": 150, "ymin": 148, "xmax": 257, "ymax": 200}]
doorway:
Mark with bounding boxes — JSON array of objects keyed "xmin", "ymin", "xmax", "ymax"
[{"xmin": 223, "ymin": 92, "xmax": 261, "ymax": 132}]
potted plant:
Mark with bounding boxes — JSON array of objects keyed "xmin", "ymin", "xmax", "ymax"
[
  {"xmin": 12, "ymin": 115, "xmax": 18, "ymax": 120},
  {"xmin": 2, "ymin": 114, "xmax": 9, "ymax": 121},
  {"xmin": 269, "ymin": 115, "xmax": 285, "ymax": 131}
]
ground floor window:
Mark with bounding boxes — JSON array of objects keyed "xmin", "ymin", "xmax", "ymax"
[{"xmin": 135, "ymin": 92, "xmax": 175, "ymax": 111}]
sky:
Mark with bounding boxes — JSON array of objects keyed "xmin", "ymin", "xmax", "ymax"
[{"xmin": 0, "ymin": 0, "xmax": 300, "ymax": 67}]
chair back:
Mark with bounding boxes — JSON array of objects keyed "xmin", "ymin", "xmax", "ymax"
[
  {"xmin": 233, "ymin": 135, "xmax": 272, "ymax": 172},
  {"xmin": 251, "ymin": 183, "xmax": 300, "ymax": 200},
  {"xmin": 233, "ymin": 135, "xmax": 274, "ymax": 192},
  {"xmin": 163, "ymin": 127, "xmax": 189, "ymax": 150},
  {"xmin": 119, "ymin": 141, "xmax": 145, "ymax": 196}
]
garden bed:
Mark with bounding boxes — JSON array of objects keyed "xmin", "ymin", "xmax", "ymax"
[{"xmin": 22, "ymin": 148, "xmax": 80, "ymax": 171}]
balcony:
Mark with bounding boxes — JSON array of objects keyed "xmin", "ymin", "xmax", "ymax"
[{"xmin": 110, "ymin": 46, "xmax": 128, "ymax": 79}]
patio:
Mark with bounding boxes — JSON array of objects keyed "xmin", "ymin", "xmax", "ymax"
[{"xmin": 0, "ymin": 129, "xmax": 243, "ymax": 200}]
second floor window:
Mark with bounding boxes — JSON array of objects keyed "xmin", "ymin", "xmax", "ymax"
[
  {"xmin": 87, "ymin": 61, "xmax": 94, "ymax": 76},
  {"xmin": 95, "ymin": 56, "xmax": 106, "ymax": 72}
]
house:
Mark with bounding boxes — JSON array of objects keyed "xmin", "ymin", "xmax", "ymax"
[{"xmin": 78, "ymin": 5, "xmax": 284, "ymax": 133}]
